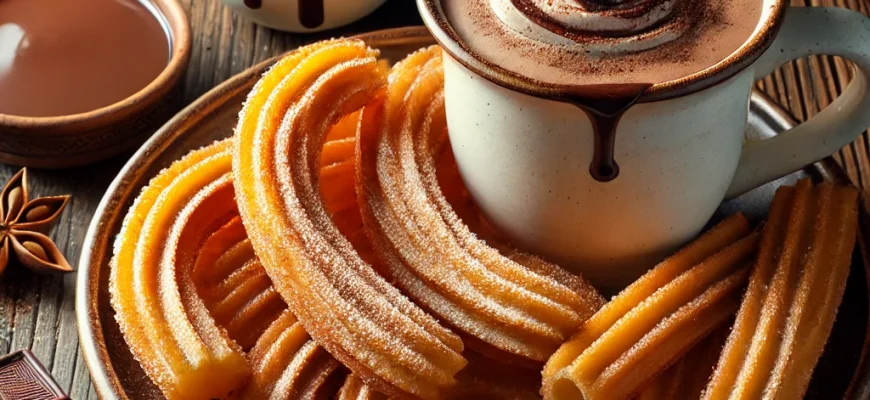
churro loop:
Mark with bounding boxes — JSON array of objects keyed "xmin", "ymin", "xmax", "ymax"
[
  {"xmin": 338, "ymin": 375, "xmax": 389, "ymax": 400},
  {"xmin": 542, "ymin": 213, "xmax": 757, "ymax": 400},
  {"xmin": 356, "ymin": 45, "xmax": 604, "ymax": 366},
  {"xmin": 193, "ymin": 216, "xmax": 287, "ymax": 350},
  {"xmin": 233, "ymin": 39, "xmax": 466, "ymax": 399},
  {"xmin": 110, "ymin": 140, "xmax": 250, "ymax": 399},
  {"xmin": 192, "ymin": 114, "xmax": 368, "ymax": 350},
  {"xmin": 703, "ymin": 179, "xmax": 858, "ymax": 400},
  {"xmin": 242, "ymin": 310, "xmax": 344, "ymax": 399}
]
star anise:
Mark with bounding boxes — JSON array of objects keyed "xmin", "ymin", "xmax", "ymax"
[{"xmin": 0, "ymin": 168, "xmax": 72, "ymax": 276}]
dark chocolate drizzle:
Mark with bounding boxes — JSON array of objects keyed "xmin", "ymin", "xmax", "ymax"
[
  {"xmin": 243, "ymin": 0, "xmax": 261, "ymax": 9},
  {"xmin": 567, "ymin": 83, "xmax": 651, "ymax": 182},
  {"xmin": 298, "ymin": 0, "xmax": 325, "ymax": 29}
]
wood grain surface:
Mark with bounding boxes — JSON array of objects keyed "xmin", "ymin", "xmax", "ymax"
[{"xmin": 0, "ymin": 0, "xmax": 866, "ymax": 398}]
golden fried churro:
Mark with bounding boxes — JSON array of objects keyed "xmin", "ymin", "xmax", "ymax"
[
  {"xmin": 242, "ymin": 310, "xmax": 344, "ymax": 399},
  {"xmin": 542, "ymin": 213, "xmax": 757, "ymax": 400},
  {"xmin": 193, "ymin": 113, "xmax": 374, "ymax": 351},
  {"xmin": 703, "ymin": 179, "xmax": 858, "ymax": 400},
  {"xmin": 356, "ymin": 45, "xmax": 604, "ymax": 367},
  {"xmin": 338, "ymin": 375, "xmax": 389, "ymax": 400},
  {"xmin": 193, "ymin": 216, "xmax": 287, "ymax": 350},
  {"xmin": 110, "ymin": 140, "xmax": 250, "ymax": 399},
  {"xmin": 233, "ymin": 39, "xmax": 466, "ymax": 399},
  {"xmin": 636, "ymin": 326, "xmax": 729, "ymax": 400}
]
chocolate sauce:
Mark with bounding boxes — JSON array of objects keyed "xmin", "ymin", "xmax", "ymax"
[
  {"xmin": 244, "ymin": 0, "xmax": 262, "ymax": 9},
  {"xmin": 298, "ymin": 0, "xmax": 325, "ymax": 29},
  {"xmin": 0, "ymin": 0, "xmax": 169, "ymax": 117},
  {"xmin": 568, "ymin": 84, "xmax": 651, "ymax": 182}
]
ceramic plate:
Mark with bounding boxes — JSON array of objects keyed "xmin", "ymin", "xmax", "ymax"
[{"xmin": 76, "ymin": 27, "xmax": 870, "ymax": 399}]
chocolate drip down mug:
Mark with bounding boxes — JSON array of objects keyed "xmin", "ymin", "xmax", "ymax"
[{"xmin": 420, "ymin": 0, "xmax": 870, "ymax": 289}]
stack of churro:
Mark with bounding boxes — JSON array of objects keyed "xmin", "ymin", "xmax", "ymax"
[
  {"xmin": 232, "ymin": 38, "xmax": 468, "ymax": 399},
  {"xmin": 110, "ymin": 74, "xmax": 381, "ymax": 398},
  {"xmin": 108, "ymin": 38, "xmax": 861, "ymax": 400}
]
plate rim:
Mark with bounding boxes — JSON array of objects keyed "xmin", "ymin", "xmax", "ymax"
[{"xmin": 74, "ymin": 26, "xmax": 870, "ymax": 400}]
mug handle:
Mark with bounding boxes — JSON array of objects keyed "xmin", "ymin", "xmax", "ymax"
[{"xmin": 725, "ymin": 7, "xmax": 870, "ymax": 198}]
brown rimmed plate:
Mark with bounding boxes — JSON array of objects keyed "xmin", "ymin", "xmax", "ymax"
[{"xmin": 75, "ymin": 26, "xmax": 870, "ymax": 399}]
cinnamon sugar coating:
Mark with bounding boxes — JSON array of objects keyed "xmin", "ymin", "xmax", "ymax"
[
  {"xmin": 703, "ymin": 180, "xmax": 858, "ymax": 400},
  {"xmin": 233, "ymin": 39, "xmax": 467, "ymax": 399},
  {"xmin": 542, "ymin": 214, "xmax": 757, "ymax": 400},
  {"xmin": 110, "ymin": 140, "xmax": 250, "ymax": 399},
  {"xmin": 356, "ymin": 46, "xmax": 605, "ymax": 366}
]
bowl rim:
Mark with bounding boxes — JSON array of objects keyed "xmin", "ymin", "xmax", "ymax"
[{"xmin": 0, "ymin": 0, "xmax": 191, "ymax": 131}]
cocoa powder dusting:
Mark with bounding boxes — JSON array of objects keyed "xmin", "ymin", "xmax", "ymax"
[{"xmin": 443, "ymin": 0, "xmax": 762, "ymax": 86}]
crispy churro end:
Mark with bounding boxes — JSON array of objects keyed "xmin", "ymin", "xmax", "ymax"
[{"xmin": 547, "ymin": 376, "xmax": 584, "ymax": 400}]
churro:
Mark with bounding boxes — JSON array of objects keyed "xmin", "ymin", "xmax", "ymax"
[
  {"xmin": 233, "ymin": 39, "xmax": 467, "ymax": 399},
  {"xmin": 542, "ymin": 213, "xmax": 757, "ymax": 400},
  {"xmin": 338, "ymin": 375, "xmax": 388, "ymax": 400},
  {"xmin": 111, "ymin": 127, "xmax": 361, "ymax": 396},
  {"xmin": 110, "ymin": 140, "xmax": 250, "ymax": 399},
  {"xmin": 703, "ymin": 179, "xmax": 858, "ymax": 400},
  {"xmin": 242, "ymin": 310, "xmax": 344, "ymax": 399},
  {"xmin": 636, "ymin": 326, "xmax": 729, "ymax": 400},
  {"xmin": 356, "ymin": 45, "xmax": 604, "ymax": 366},
  {"xmin": 192, "ymin": 112, "xmax": 366, "ymax": 350},
  {"xmin": 193, "ymin": 216, "xmax": 287, "ymax": 350}
]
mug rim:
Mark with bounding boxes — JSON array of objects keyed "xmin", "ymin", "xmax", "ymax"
[
  {"xmin": 417, "ymin": 0, "xmax": 789, "ymax": 103},
  {"xmin": 0, "ymin": 0, "xmax": 191, "ymax": 131}
]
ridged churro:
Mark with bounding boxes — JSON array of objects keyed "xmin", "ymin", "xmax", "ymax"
[
  {"xmin": 241, "ymin": 310, "xmax": 344, "ymax": 399},
  {"xmin": 703, "ymin": 179, "xmax": 858, "ymax": 400},
  {"xmin": 233, "ymin": 39, "xmax": 467, "ymax": 399},
  {"xmin": 636, "ymin": 326, "xmax": 729, "ymax": 400},
  {"xmin": 110, "ymin": 140, "xmax": 250, "ymax": 399},
  {"xmin": 542, "ymin": 213, "xmax": 757, "ymax": 400},
  {"xmin": 356, "ymin": 45, "xmax": 604, "ymax": 367},
  {"xmin": 192, "ymin": 114, "xmax": 368, "ymax": 350},
  {"xmin": 338, "ymin": 375, "xmax": 388, "ymax": 400},
  {"xmin": 193, "ymin": 216, "xmax": 287, "ymax": 350}
]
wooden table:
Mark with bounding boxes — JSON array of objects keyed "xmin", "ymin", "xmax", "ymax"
[{"xmin": 0, "ymin": 0, "xmax": 867, "ymax": 398}]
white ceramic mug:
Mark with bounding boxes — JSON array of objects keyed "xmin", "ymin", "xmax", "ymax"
[
  {"xmin": 420, "ymin": 2, "xmax": 870, "ymax": 289},
  {"xmin": 221, "ymin": 0, "xmax": 386, "ymax": 32}
]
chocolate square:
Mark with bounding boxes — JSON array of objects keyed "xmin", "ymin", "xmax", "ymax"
[{"xmin": 0, "ymin": 350, "xmax": 69, "ymax": 400}]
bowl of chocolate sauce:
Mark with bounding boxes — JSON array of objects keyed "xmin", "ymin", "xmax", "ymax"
[{"xmin": 0, "ymin": 0, "xmax": 190, "ymax": 168}]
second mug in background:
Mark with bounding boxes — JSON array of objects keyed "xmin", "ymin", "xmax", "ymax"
[{"xmin": 220, "ymin": 0, "xmax": 387, "ymax": 32}]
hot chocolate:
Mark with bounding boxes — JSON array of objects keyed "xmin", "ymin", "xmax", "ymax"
[
  {"xmin": 442, "ymin": 0, "xmax": 765, "ymax": 87},
  {"xmin": 441, "ymin": 0, "xmax": 766, "ymax": 181}
]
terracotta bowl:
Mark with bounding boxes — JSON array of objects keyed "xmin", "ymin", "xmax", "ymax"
[{"xmin": 0, "ymin": 0, "xmax": 191, "ymax": 169}]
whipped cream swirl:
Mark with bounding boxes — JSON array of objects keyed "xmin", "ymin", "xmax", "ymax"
[{"xmin": 492, "ymin": 0, "xmax": 693, "ymax": 55}]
